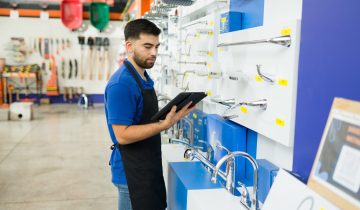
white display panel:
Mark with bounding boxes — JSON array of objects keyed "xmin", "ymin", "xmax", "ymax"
[{"xmin": 216, "ymin": 20, "xmax": 302, "ymax": 146}]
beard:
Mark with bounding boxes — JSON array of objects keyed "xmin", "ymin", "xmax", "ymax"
[{"xmin": 133, "ymin": 51, "xmax": 156, "ymax": 69}]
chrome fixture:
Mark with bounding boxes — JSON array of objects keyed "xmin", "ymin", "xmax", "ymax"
[
  {"xmin": 180, "ymin": 117, "xmax": 194, "ymax": 145},
  {"xmin": 180, "ymin": 20, "xmax": 207, "ymax": 30},
  {"xmin": 215, "ymin": 142, "xmax": 236, "ymax": 194},
  {"xmin": 162, "ymin": 0, "xmax": 196, "ymax": 6},
  {"xmin": 217, "ymin": 35, "xmax": 291, "ymax": 48},
  {"xmin": 256, "ymin": 65, "xmax": 274, "ymax": 83},
  {"xmin": 198, "ymin": 140, "xmax": 214, "ymax": 163},
  {"xmin": 229, "ymin": 99, "xmax": 268, "ymax": 111},
  {"xmin": 211, "ymin": 151, "xmax": 259, "ymax": 210},
  {"xmin": 178, "ymin": 61, "xmax": 207, "ymax": 65},
  {"xmin": 184, "ymin": 148, "xmax": 237, "ymax": 194},
  {"xmin": 210, "ymin": 98, "xmax": 236, "ymax": 108}
]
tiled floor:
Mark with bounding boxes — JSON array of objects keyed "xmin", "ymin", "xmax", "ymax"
[{"xmin": 0, "ymin": 104, "xmax": 117, "ymax": 210}]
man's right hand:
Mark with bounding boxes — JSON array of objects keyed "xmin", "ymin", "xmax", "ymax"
[{"xmin": 160, "ymin": 101, "xmax": 195, "ymax": 130}]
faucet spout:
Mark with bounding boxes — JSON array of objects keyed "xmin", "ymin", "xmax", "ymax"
[{"xmin": 212, "ymin": 151, "xmax": 259, "ymax": 210}]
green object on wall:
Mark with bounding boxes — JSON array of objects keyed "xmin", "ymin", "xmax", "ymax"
[{"xmin": 90, "ymin": 2, "xmax": 109, "ymax": 31}]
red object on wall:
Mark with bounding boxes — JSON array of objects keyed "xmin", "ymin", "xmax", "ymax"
[{"xmin": 61, "ymin": 0, "xmax": 83, "ymax": 30}]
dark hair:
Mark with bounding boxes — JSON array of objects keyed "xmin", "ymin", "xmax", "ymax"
[{"xmin": 124, "ymin": 19, "xmax": 161, "ymax": 40}]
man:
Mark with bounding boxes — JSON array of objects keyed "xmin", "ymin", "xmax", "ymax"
[{"xmin": 105, "ymin": 19, "xmax": 194, "ymax": 210}]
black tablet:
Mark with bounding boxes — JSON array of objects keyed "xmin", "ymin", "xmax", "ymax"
[{"xmin": 151, "ymin": 92, "xmax": 207, "ymax": 121}]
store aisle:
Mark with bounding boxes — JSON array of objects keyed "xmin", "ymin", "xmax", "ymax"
[{"xmin": 0, "ymin": 105, "xmax": 116, "ymax": 210}]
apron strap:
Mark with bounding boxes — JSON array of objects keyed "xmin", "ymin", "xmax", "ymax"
[{"xmin": 124, "ymin": 60, "xmax": 145, "ymax": 91}]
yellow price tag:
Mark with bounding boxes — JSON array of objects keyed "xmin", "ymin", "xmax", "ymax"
[
  {"xmin": 221, "ymin": 17, "xmax": 227, "ymax": 23},
  {"xmin": 207, "ymin": 75, "xmax": 211, "ymax": 80},
  {"xmin": 209, "ymin": 21, "xmax": 214, "ymax": 26},
  {"xmin": 192, "ymin": 113, "xmax": 198, "ymax": 119},
  {"xmin": 207, "ymin": 91, "xmax": 213, "ymax": 96},
  {"xmin": 207, "ymin": 51, "xmax": 214, "ymax": 57},
  {"xmin": 240, "ymin": 106, "xmax": 248, "ymax": 113},
  {"xmin": 218, "ymin": 48, "xmax": 223, "ymax": 52},
  {"xmin": 255, "ymin": 75, "xmax": 263, "ymax": 82},
  {"xmin": 207, "ymin": 63, "xmax": 211, "ymax": 68},
  {"xmin": 276, "ymin": 118, "xmax": 285, "ymax": 127},
  {"xmin": 208, "ymin": 31, "xmax": 214, "ymax": 36},
  {"xmin": 278, "ymin": 79, "xmax": 288, "ymax": 86},
  {"xmin": 281, "ymin": 28, "xmax": 291, "ymax": 36}
]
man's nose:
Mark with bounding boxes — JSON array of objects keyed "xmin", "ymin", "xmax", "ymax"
[{"xmin": 150, "ymin": 47, "xmax": 158, "ymax": 56}]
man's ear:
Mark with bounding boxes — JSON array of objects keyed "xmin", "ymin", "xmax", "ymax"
[{"xmin": 125, "ymin": 40, "xmax": 134, "ymax": 54}]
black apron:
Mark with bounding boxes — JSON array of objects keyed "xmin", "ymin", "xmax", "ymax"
[{"xmin": 116, "ymin": 61, "xmax": 167, "ymax": 210}]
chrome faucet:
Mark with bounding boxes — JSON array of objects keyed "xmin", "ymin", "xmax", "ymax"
[
  {"xmin": 180, "ymin": 117, "xmax": 194, "ymax": 145},
  {"xmin": 211, "ymin": 151, "xmax": 259, "ymax": 210},
  {"xmin": 215, "ymin": 142, "xmax": 236, "ymax": 194},
  {"xmin": 229, "ymin": 99, "xmax": 267, "ymax": 111},
  {"xmin": 210, "ymin": 98, "xmax": 236, "ymax": 108},
  {"xmin": 198, "ymin": 140, "xmax": 214, "ymax": 163},
  {"xmin": 184, "ymin": 148, "xmax": 235, "ymax": 194},
  {"xmin": 169, "ymin": 138, "xmax": 198, "ymax": 149}
]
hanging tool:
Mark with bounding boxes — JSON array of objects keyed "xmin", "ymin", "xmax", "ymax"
[
  {"xmin": 68, "ymin": 60, "xmax": 73, "ymax": 79},
  {"xmin": 103, "ymin": 37, "xmax": 110, "ymax": 80},
  {"xmin": 66, "ymin": 39, "xmax": 71, "ymax": 49},
  {"xmin": 95, "ymin": 37, "xmax": 102, "ymax": 80},
  {"xmin": 74, "ymin": 59, "xmax": 78, "ymax": 78},
  {"xmin": 62, "ymin": 38, "xmax": 66, "ymax": 50},
  {"xmin": 50, "ymin": 38, "xmax": 54, "ymax": 56},
  {"xmin": 33, "ymin": 38, "xmax": 37, "ymax": 53},
  {"xmin": 41, "ymin": 61, "xmax": 47, "ymax": 76},
  {"xmin": 44, "ymin": 38, "xmax": 50, "ymax": 59},
  {"xmin": 78, "ymin": 36, "xmax": 85, "ymax": 80},
  {"xmin": 56, "ymin": 39, "xmax": 60, "ymax": 55},
  {"xmin": 61, "ymin": 57, "xmax": 65, "ymax": 79},
  {"xmin": 87, "ymin": 37, "xmax": 95, "ymax": 80},
  {"xmin": 38, "ymin": 37, "xmax": 43, "ymax": 57}
]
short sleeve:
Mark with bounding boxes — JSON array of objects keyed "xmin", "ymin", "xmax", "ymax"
[{"xmin": 106, "ymin": 83, "xmax": 138, "ymax": 126}]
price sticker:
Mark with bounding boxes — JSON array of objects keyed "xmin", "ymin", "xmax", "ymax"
[
  {"xmin": 281, "ymin": 28, "xmax": 291, "ymax": 36},
  {"xmin": 276, "ymin": 118, "xmax": 285, "ymax": 127},
  {"xmin": 278, "ymin": 79, "xmax": 288, "ymax": 86},
  {"xmin": 240, "ymin": 106, "xmax": 248, "ymax": 113},
  {"xmin": 255, "ymin": 75, "xmax": 263, "ymax": 82}
]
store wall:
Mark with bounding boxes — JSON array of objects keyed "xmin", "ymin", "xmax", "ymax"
[
  {"xmin": 293, "ymin": 0, "xmax": 360, "ymax": 181},
  {"xmin": 0, "ymin": 17, "xmax": 125, "ymax": 97},
  {"xmin": 158, "ymin": 0, "xmax": 303, "ymax": 170}
]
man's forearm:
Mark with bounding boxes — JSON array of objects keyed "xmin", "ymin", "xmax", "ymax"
[{"xmin": 113, "ymin": 122, "xmax": 167, "ymax": 145}]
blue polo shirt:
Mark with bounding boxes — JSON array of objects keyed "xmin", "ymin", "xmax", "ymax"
[{"xmin": 104, "ymin": 59, "xmax": 154, "ymax": 184}]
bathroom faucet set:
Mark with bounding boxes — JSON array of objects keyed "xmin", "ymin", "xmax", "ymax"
[{"xmin": 169, "ymin": 120, "xmax": 259, "ymax": 210}]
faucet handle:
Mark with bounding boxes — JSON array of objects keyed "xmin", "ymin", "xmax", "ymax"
[
  {"xmin": 237, "ymin": 181, "xmax": 251, "ymax": 208},
  {"xmin": 184, "ymin": 148, "xmax": 194, "ymax": 160}
]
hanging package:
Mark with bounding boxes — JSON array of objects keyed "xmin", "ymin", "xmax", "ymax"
[
  {"xmin": 61, "ymin": 0, "xmax": 83, "ymax": 30},
  {"xmin": 90, "ymin": 2, "xmax": 110, "ymax": 31}
]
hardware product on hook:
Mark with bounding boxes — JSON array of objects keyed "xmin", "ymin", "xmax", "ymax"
[
  {"xmin": 178, "ymin": 61, "xmax": 207, "ymax": 65},
  {"xmin": 256, "ymin": 65, "xmax": 274, "ymax": 83},
  {"xmin": 217, "ymin": 35, "xmax": 291, "ymax": 48}
]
